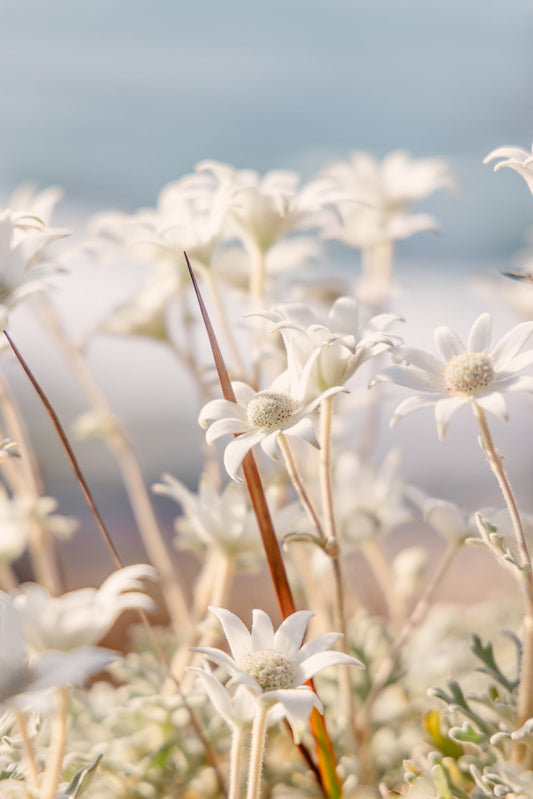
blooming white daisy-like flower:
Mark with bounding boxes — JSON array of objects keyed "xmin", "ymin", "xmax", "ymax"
[
  {"xmin": 260, "ymin": 296, "xmax": 399, "ymax": 399},
  {"xmin": 317, "ymin": 150, "xmax": 455, "ymax": 249},
  {"xmin": 199, "ymin": 353, "xmax": 345, "ymax": 481},
  {"xmin": 11, "ymin": 564, "xmax": 157, "ymax": 652},
  {"xmin": 371, "ymin": 313, "xmax": 533, "ymax": 438},
  {"xmin": 484, "ymin": 143, "xmax": 533, "ymax": 194},
  {"xmin": 194, "ymin": 607, "xmax": 362, "ymax": 742},
  {"xmin": 0, "ymin": 593, "xmax": 115, "ymax": 712}
]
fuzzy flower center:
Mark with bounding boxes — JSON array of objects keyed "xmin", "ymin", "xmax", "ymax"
[
  {"xmin": 444, "ymin": 352, "xmax": 494, "ymax": 395},
  {"xmin": 246, "ymin": 391, "xmax": 298, "ymax": 432},
  {"xmin": 239, "ymin": 648, "xmax": 297, "ymax": 691}
]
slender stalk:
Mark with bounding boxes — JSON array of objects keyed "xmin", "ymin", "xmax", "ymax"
[
  {"xmin": 14, "ymin": 711, "xmax": 39, "ymax": 789},
  {"xmin": 41, "ymin": 687, "xmax": 69, "ymax": 799},
  {"xmin": 0, "ymin": 562, "xmax": 18, "ymax": 591},
  {"xmin": 33, "ymin": 298, "xmax": 190, "ymax": 632},
  {"xmin": 229, "ymin": 726, "xmax": 246, "ymax": 799},
  {"xmin": 277, "ymin": 434, "xmax": 326, "ymax": 542},
  {"xmin": 246, "ymin": 704, "xmax": 268, "ymax": 799},
  {"xmin": 361, "ymin": 539, "xmax": 403, "ymax": 625},
  {"xmin": 0, "ymin": 372, "xmax": 61, "ymax": 594},
  {"xmin": 472, "ymin": 402, "xmax": 533, "ymax": 759},
  {"xmin": 318, "ymin": 396, "xmax": 358, "ymax": 746}
]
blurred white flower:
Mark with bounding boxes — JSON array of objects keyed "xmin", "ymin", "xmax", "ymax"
[
  {"xmin": 333, "ymin": 449, "xmax": 418, "ymax": 544},
  {"xmin": 194, "ymin": 607, "xmax": 362, "ymax": 742},
  {"xmin": 0, "ymin": 592, "xmax": 115, "ymax": 712},
  {"xmin": 199, "ymin": 161, "xmax": 330, "ymax": 254},
  {"xmin": 11, "ymin": 564, "xmax": 157, "ymax": 652},
  {"xmin": 94, "ymin": 261, "xmax": 183, "ymax": 341},
  {"xmin": 371, "ymin": 313, "xmax": 533, "ymax": 438},
  {"xmin": 189, "ymin": 667, "xmax": 256, "ymax": 731},
  {"xmin": 199, "ymin": 357, "xmax": 344, "ymax": 481},
  {"xmin": 423, "ymin": 498, "xmax": 477, "ymax": 544},
  {"xmin": 317, "ymin": 150, "xmax": 454, "ymax": 249},
  {"xmin": 6, "ymin": 183, "xmax": 63, "ymax": 227},
  {"xmin": 261, "ymin": 296, "xmax": 399, "ymax": 398},
  {"xmin": 0, "ymin": 490, "xmax": 77, "ymax": 565},
  {"xmin": 484, "ymin": 143, "xmax": 533, "ymax": 194},
  {"xmin": 0, "ymin": 210, "xmax": 68, "ymax": 327}
]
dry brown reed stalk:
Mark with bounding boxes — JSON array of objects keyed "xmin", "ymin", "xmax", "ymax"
[
  {"xmin": 185, "ymin": 252, "xmax": 343, "ymax": 799},
  {"xmin": 3, "ymin": 329, "xmax": 227, "ymax": 796}
]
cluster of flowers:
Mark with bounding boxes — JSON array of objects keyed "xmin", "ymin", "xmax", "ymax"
[{"xmin": 2, "ymin": 144, "xmax": 533, "ymax": 797}]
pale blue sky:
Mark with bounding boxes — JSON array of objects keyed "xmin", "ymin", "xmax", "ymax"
[{"xmin": 2, "ymin": 0, "xmax": 533, "ymax": 260}]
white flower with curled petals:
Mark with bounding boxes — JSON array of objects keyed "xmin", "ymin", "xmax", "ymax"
[
  {"xmin": 484, "ymin": 143, "xmax": 533, "ymax": 194},
  {"xmin": 12, "ymin": 564, "xmax": 157, "ymax": 653},
  {"xmin": 193, "ymin": 607, "xmax": 362, "ymax": 742},
  {"xmin": 199, "ymin": 352, "xmax": 345, "ymax": 481},
  {"xmin": 371, "ymin": 313, "xmax": 533, "ymax": 439}
]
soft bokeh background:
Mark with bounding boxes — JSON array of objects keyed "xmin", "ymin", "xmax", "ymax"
[{"xmin": 2, "ymin": 0, "xmax": 533, "ymax": 596}]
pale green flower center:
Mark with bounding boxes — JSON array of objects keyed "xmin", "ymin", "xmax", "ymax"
[
  {"xmin": 246, "ymin": 391, "xmax": 298, "ymax": 432},
  {"xmin": 239, "ymin": 648, "xmax": 297, "ymax": 691},
  {"xmin": 444, "ymin": 352, "xmax": 494, "ymax": 395}
]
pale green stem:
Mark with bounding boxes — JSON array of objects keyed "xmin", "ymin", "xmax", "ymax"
[
  {"xmin": 319, "ymin": 395, "xmax": 358, "ymax": 744},
  {"xmin": 360, "ymin": 242, "xmax": 394, "ymax": 312},
  {"xmin": 41, "ymin": 687, "xmax": 69, "ymax": 799},
  {"xmin": 34, "ymin": 297, "xmax": 190, "ymax": 633},
  {"xmin": 246, "ymin": 703, "xmax": 268, "ymax": 799},
  {"xmin": 277, "ymin": 433, "xmax": 326, "ymax": 542},
  {"xmin": 228, "ymin": 726, "xmax": 246, "ymax": 799},
  {"xmin": 249, "ymin": 246, "xmax": 267, "ymax": 389},
  {"xmin": 14, "ymin": 710, "xmax": 39, "ymax": 789},
  {"xmin": 472, "ymin": 402, "xmax": 533, "ymax": 760},
  {"xmin": 0, "ymin": 373, "xmax": 61, "ymax": 594}
]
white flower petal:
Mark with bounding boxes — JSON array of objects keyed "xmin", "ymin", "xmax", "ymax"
[
  {"xmin": 467, "ymin": 313, "xmax": 491, "ymax": 352},
  {"xmin": 205, "ymin": 416, "xmax": 249, "ymax": 444},
  {"xmin": 264, "ymin": 687, "xmax": 322, "ymax": 743},
  {"xmin": 224, "ymin": 431, "xmax": 264, "ymax": 481},
  {"xmin": 373, "ymin": 365, "xmax": 443, "ymax": 392},
  {"xmin": 294, "ymin": 632, "xmax": 343, "ymax": 665},
  {"xmin": 296, "ymin": 650, "xmax": 363, "ymax": 683},
  {"xmin": 208, "ymin": 607, "xmax": 251, "ymax": 662},
  {"xmin": 434, "ymin": 326, "xmax": 464, "ymax": 361},
  {"xmin": 233, "ymin": 381, "xmax": 257, "ymax": 405},
  {"xmin": 484, "ymin": 145, "xmax": 531, "ymax": 164},
  {"xmin": 192, "ymin": 646, "xmax": 240, "ymax": 675},
  {"xmin": 274, "ymin": 610, "xmax": 314, "ymax": 657},
  {"xmin": 434, "ymin": 395, "xmax": 469, "ymax": 439},
  {"xmin": 396, "ymin": 347, "xmax": 444, "ymax": 375},
  {"xmin": 199, "ymin": 398, "xmax": 245, "ymax": 428},
  {"xmin": 490, "ymin": 321, "xmax": 533, "ymax": 369},
  {"xmin": 497, "ymin": 374, "xmax": 533, "ymax": 393},
  {"xmin": 251, "ymin": 609, "xmax": 275, "ymax": 650},
  {"xmin": 475, "ymin": 392, "xmax": 508, "ymax": 423},
  {"xmin": 390, "ymin": 395, "xmax": 440, "ymax": 426}
]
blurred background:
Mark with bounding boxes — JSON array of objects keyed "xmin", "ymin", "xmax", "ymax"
[{"xmin": 1, "ymin": 0, "xmax": 533, "ymax": 600}]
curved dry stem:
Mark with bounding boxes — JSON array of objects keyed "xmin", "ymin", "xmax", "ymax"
[{"xmin": 42, "ymin": 687, "xmax": 69, "ymax": 799}]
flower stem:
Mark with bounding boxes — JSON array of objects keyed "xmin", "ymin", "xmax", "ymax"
[
  {"xmin": 14, "ymin": 711, "xmax": 39, "ymax": 789},
  {"xmin": 278, "ymin": 433, "xmax": 326, "ymax": 542},
  {"xmin": 41, "ymin": 687, "xmax": 69, "ymax": 799},
  {"xmin": 229, "ymin": 726, "xmax": 246, "ymax": 799},
  {"xmin": 472, "ymin": 402, "xmax": 533, "ymax": 760},
  {"xmin": 246, "ymin": 703, "xmax": 268, "ymax": 799}
]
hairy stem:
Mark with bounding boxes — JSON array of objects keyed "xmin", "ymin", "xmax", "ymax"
[{"xmin": 246, "ymin": 703, "xmax": 268, "ymax": 799}]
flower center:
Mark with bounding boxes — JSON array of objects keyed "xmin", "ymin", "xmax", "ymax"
[
  {"xmin": 444, "ymin": 352, "xmax": 494, "ymax": 395},
  {"xmin": 246, "ymin": 391, "xmax": 298, "ymax": 432},
  {"xmin": 238, "ymin": 648, "xmax": 297, "ymax": 691}
]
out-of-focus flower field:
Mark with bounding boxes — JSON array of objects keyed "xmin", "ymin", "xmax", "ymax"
[{"xmin": 3, "ymin": 147, "xmax": 533, "ymax": 798}]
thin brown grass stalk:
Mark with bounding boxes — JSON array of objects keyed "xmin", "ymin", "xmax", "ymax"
[{"xmin": 4, "ymin": 329, "xmax": 227, "ymax": 796}]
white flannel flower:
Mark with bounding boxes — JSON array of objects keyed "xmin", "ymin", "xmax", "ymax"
[
  {"xmin": 194, "ymin": 607, "xmax": 363, "ymax": 742},
  {"xmin": 11, "ymin": 564, "xmax": 157, "ymax": 652},
  {"xmin": 0, "ymin": 210, "xmax": 68, "ymax": 327},
  {"xmin": 0, "ymin": 593, "xmax": 115, "ymax": 712},
  {"xmin": 371, "ymin": 313, "xmax": 533, "ymax": 438},
  {"xmin": 261, "ymin": 296, "xmax": 399, "ymax": 399},
  {"xmin": 189, "ymin": 667, "xmax": 256, "ymax": 732},
  {"xmin": 318, "ymin": 150, "xmax": 454, "ymax": 249},
  {"xmin": 199, "ymin": 354, "xmax": 344, "ymax": 481},
  {"xmin": 0, "ymin": 489, "xmax": 77, "ymax": 565},
  {"xmin": 153, "ymin": 472, "xmax": 264, "ymax": 568},
  {"xmin": 484, "ymin": 143, "xmax": 533, "ymax": 194},
  {"xmin": 199, "ymin": 161, "xmax": 330, "ymax": 254}
]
